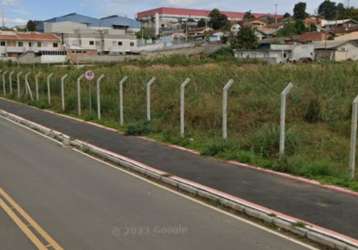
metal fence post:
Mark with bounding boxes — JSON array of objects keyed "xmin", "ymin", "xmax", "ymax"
[
  {"xmin": 180, "ymin": 78, "xmax": 191, "ymax": 138},
  {"xmin": 279, "ymin": 82, "xmax": 294, "ymax": 158},
  {"xmin": 61, "ymin": 74, "xmax": 68, "ymax": 111},
  {"xmin": 119, "ymin": 76, "xmax": 128, "ymax": 126},
  {"xmin": 96, "ymin": 74, "xmax": 105, "ymax": 120},
  {"xmin": 25, "ymin": 72, "xmax": 33, "ymax": 101},
  {"xmin": 17, "ymin": 72, "xmax": 23, "ymax": 98},
  {"xmin": 146, "ymin": 77, "xmax": 156, "ymax": 121},
  {"xmin": 2, "ymin": 71, "xmax": 8, "ymax": 96},
  {"xmin": 77, "ymin": 74, "xmax": 84, "ymax": 116},
  {"xmin": 349, "ymin": 95, "xmax": 358, "ymax": 179},
  {"xmin": 35, "ymin": 72, "xmax": 41, "ymax": 101},
  {"xmin": 47, "ymin": 73, "xmax": 53, "ymax": 105},
  {"xmin": 223, "ymin": 79, "xmax": 234, "ymax": 140},
  {"xmin": 9, "ymin": 71, "xmax": 14, "ymax": 95}
]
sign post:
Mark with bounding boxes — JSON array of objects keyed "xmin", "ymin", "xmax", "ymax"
[{"xmin": 85, "ymin": 70, "xmax": 95, "ymax": 115}]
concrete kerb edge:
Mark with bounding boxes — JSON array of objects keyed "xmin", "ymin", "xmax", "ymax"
[
  {"xmin": 1, "ymin": 97, "xmax": 357, "ymax": 198},
  {"xmin": 0, "ymin": 109, "xmax": 357, "ymax": 250}
]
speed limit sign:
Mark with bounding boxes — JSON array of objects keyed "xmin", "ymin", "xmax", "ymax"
[{"xmin": 85, "ymin": 70, "xmax": 95, "ymax": 81}]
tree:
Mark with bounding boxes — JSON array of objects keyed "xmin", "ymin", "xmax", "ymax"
[
  {"xmin": 209, "ymin": 8, "xmax": 230, "ymax": 30},
  {"xmin": 231, "ymin": 26, "xmax": 258, "ymax": 49},
  {"xmin": 294, "ymin": 20, "xmax": 306, "ymax": 34},
  {"xmin": 277, "ymin": 20, "xmax": 307, "ymax": 36},
  {"xmin": 26, "ymin": 20, "xmax": 36, "ymax": 31},
  {"xmin": 243, "ymin": 11, "xmax": 255, "ymax": 21},
  {"xmin": 293, "ymin": 2, "xmax": 308, "ymax": 20},
  {"xmin": 197, "ymin": 18, "xmax": 206, "ymax": 28},
  {"xmin": 283, "ymin": 12, "xmax": 291, "ymax": 18},
  {"xmin": 318, "ymin": 0, "xmax": 338, "ymax": 20}
]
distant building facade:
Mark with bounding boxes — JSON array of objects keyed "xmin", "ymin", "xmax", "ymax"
[
  {"xmin": 0, "ymin": 31, "xmax": 66, "ymax": 63},
  {"xmin": 137, "ymin": 7, "xmax": 274, "ymax": 36}
]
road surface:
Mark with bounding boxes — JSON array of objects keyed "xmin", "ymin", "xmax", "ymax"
[{"xmin": 0, "ymin": 117, "xmax": 316, "ymax": 249}]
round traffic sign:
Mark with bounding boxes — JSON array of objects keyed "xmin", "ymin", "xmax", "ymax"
[{"xmin": 85, "ymin": 70, "xmax": 95, "ymax": 81}]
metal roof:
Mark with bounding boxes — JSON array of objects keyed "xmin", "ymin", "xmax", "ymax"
[
  {"xmin": 44, "ymin": 13, "xmax": 139, "ymax": 29},
  {"xmin": 97, "ymin": 15, "xmax": 140, "ymax": 29}
]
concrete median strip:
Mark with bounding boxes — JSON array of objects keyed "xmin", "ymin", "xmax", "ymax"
[{"xmin": 0, "ymin": 109, "xmax": 357, "ymax": 250}]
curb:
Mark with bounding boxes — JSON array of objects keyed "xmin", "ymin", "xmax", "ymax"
[
  {"xmin": 0, "ymin": 109, "xmax": 357, "ymax": 250},
  {"xmin": 0, "ymin": 97, "xmax": 356, "ymax": 198}
]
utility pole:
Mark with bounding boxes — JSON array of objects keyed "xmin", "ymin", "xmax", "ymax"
[{"xmin": 274, "ymin": 3, "xmax": 278, "ymax": 24}]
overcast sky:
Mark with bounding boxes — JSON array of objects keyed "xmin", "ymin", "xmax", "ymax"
[{"xmin": 1, "ymin": 0, "xmax": 357, "ymax": 26}]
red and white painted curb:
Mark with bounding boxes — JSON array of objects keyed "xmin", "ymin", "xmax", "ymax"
[{"xmin": 0, "ymin": 109, "xmax": 357, "ymax": 250}]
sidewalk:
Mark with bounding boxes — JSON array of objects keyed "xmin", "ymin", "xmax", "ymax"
[{"xmin": 0, "ymin": 98, "xmax": 357, "ymax": 240}]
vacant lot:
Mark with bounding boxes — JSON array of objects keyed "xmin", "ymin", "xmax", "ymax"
[{"xmin": 3, "ymin": 58, "xmax": 358, "ymax": 190}]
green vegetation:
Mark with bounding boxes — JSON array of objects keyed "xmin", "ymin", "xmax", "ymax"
[
  {"xmin": 2, "ymin": 58, "xmax": 358, "ymax": 191},
  {"xmin": 230, "ymin": 26, "xmax": 258, "ymax": 49}
]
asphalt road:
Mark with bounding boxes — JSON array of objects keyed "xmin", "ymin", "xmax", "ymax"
[
  {"xmin": 0, "ymin": 99, "xmax": 357, "ymax": 240},
  {"xmin": 0, "ymin": 118, "xmax": 316, "ymax": 249}
]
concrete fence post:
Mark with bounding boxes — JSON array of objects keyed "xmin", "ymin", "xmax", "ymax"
[
  {"xmin": 223, "ymin": 79, "xmax": 234, "ymax": 140},
  {"xmin": 349, "ymin": 95, "xmax": 358, "ymax": 180},
  {"xmin": 2, "ymin": 71, "xmax": 8, "ymax": 96},
  {"xmin": 77, "ymin": 74, "xmax": 84, "ymax": 116},
  {"xmin": 47, "ymin": 73, "xmax": 54, "ymax": 105},
  {"xmin": 146, "ymin": 77, "xmax": 156, "ymax": 121},
  {"xmin": 279, "ymin": 82, "xmax": 294, "ymax": 158},
  {"xmin": 96, "ymin": 74, "xmax": 105, "ymax": 120},
  {"xmin": 25, "ymin": 72, "xmax": 33, "ymax": 101},
  {"xmin": 35, "ymin": 72, "xmax": 41, "ymax": 101},
  {"xmin": 180, "ymin": 78, "xmax": 191, "ymax": 138},
  {"xmin": 9, "ymin": 71, "xmax": 14, "ymax": 95},
  {"xmin": 60, "ymin": 74, "xmax": 68, "ymax": 111},
  {"xmin": 17, "ymin": 72, "xmax": 23, "ymax": 98},
  {"xmin": 119, "ymin": 76, "xmax": 128, "ymax": 126}
]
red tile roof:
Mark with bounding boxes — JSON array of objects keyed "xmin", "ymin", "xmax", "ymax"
[
  {"xmin": 0, "ymin": 32, "xmax": 60, "ymax": 42},
  {"xmin": 137, "ymin": 7, "xmax": 279, "ymax": 20}
]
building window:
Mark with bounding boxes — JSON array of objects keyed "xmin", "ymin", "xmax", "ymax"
[
  {"xmin": 130, "ymin": 42, "xmax": 135, "ymax": 47},
  {"xmin": 28, "ymin": 42, "xmax": 32, "ymax": 47},
  {"xmin": 53, "ymin": 42, "xmax": 58, "ymax": 48},
  {"xmin": 89, "ymin": 41, "xmax": 94, "ymax": 46},
  {"xmin": 0, "ymin": 41, "xmax": 5, "ymax": 46},
  {"xmin": 17, "ymin": 41, "xmax": 23, "ymax": 47},
  {"xmin": 37, "ymin": 42, "xmax": 42, "ymax": 47},
  {"xmin": 118, "ymin": 41, "xmax": 123, "ymax": 46}
]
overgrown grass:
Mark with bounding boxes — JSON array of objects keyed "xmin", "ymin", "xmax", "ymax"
[{"xmin": 2, "ymin": 59, "xmax": 358, "ymax": 191}]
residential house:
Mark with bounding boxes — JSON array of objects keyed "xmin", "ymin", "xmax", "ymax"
[
  {"xmin": 294, "ymin": 32, "xmax": 333, "ymax": 43},
  {"xmin": 234, "ymin": 43, "xmax": 314, "ymax": 64},
  {"xmin": 321, "ymin": 19, "xmax": 358, "ymax": 32},
  {"xmin": 314, "ymin": 40, "xmax": 358, "ymax": 61},
  {"xmin": 0, "ymin": 31, "xmax": 66, "ymax": 63}
]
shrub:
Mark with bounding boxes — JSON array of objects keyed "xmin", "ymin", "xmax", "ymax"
[
  {"xmin": 304, "ymin": 98, "xmax": 321, "ymax": 123},
  {"xmin": 250, "ymin": 124, "xmax": 300, "ymax": 158},
  {"xmin": 201, "ymin": 140, "xmax": 240, "ymax": 157},
  {"xmin": 125, "ymin": 121, "xmax": 152, "ymax": 136}
]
